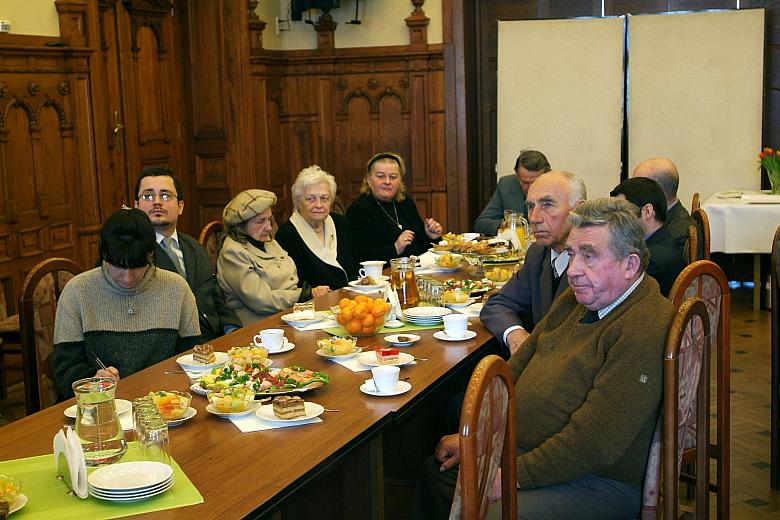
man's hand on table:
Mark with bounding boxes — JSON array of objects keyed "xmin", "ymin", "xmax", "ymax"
[
  {"xmin": 96, "ymin": 366, "xmax": 120, "ymax": 380},
  {"xmin": 311, "ymin": 285, "xmax": 332, "ymax": 298},
  {"xmin": 506, "ymin": 328, "xmax": 530, "ymax": 355},
  {"xmin": 435, "ymin": 434, "xmax": 461, "ymax": 471}
]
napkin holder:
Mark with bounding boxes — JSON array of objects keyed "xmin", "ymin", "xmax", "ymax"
[{"xmin": 53, "ymin": 427, "xmax": 88, "ymax": 498}]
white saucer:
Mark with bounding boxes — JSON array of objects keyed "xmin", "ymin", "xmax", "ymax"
[
  {"xmin": 360, "ymin": 380, "xmax": 412, "ymax": 397},
  {"xmin": 357, "ymin": 351, "xmax": 415, "ymax": 367},
  {"xmin": 8, "ymin": 493, "xmax": 27, "ymax": 514},
  {"xmin": 256, "ymin": 401, "xmax": 324, "ymax": 422},
  {"xmin": 176, "ymin": 351, "xmax": 229, "ymax": 372},
  {"xmin": 347, "ymin": 280, "xmax": 386, "ymax": 291},
  {"xmin": 384, "ymin": 319, "xmax": 405, "ymax": 328},
  {"xmin": 253, "ymin": 340, "xmax": 295, "ymax": 354},
  {"xmin": 434, "ymin": 266, "xmax": 462, "ymax": 273},
  {"xmin": 167, "ymin": 406, "xmax": 197, "ymax": 426},
  {"xmin": 383, "ymin": 333, "xmax": 420, "ymax": 347},
  {"xmin": 316, "ymin": 346, "xmax": 362, "ymax": 360},
  {"xmin": 434, "ymin": 330, "xmax": 477, "ymax": 342},
  {"xmin": 444, "ymin": 298, "xmax": 475, "ymax": 310},
  {"xmin": 65, "ymin": 398, "xmax": 132, "ymax": 419},
  {"xmin": 206, "ymin": 402, "xmax": 260, "ymax": 418}
]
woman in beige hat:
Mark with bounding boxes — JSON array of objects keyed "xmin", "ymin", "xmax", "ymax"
[{"xmin": 217, "ymin": 189, "xmax": 329, "ymax": 325}]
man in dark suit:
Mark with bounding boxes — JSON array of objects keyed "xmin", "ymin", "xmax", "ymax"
[
  {"xmin": 473, "ymin": 149, "xmax": 551, "ymax": 236},
  {"xmin": 134, "ymin": 167, "xmax": 240, "ymax": 342},
  {"xmin": 480, "ymin": 171, "xmax": 587, "ymax": 355},
  {"xmin": 611, "ymin": 177, "xmax": 685, "ymax": 296},
  {"xmin": 631, "ymin": 157, "xmax": 694, "ymax": 249}
]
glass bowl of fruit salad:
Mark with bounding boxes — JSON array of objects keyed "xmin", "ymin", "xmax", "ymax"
[{"xmin": 148, "ymin": 390, "xmax": 192, "ymax": 421}]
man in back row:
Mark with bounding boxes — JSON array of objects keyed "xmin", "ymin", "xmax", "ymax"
[
  {"xmin": 474, "ymin": 149, "xmax": 551, "ymax": 236},
  {"xmin": 631, "ymin": 157, "xmax": 694, "ymax": 248},
  {"xmin": 134, "ymin": 167, "xmax": 240, "ymax": 342},
  {"xmin": 480, "ymin": 171, "xmax": 586, "ymax": 354},
  {"xmin": 412, "ymin": 198, "xmax": 675, "ymax": 519}
]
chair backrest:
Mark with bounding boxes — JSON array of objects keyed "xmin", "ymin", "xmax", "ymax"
[
  {"xmin": 685, "ymin": 224, "xmax": 698, "ymax": 264},
  {"xmin": 771, "ymin": 224, "xmax": 780, "ymax": 488},
  {"xmin": 663, "ymin": 297, "xmax": 711, "ymax": 519},
  {"xmin": 19, "ymin": 257, "xmax": 82, "ymax": 414},
  {"xmin": 691, "ymin": 208, "xmax": 710, "ymax": 260},
  {"xmin": 450, "ymin": 355, "xmax": 517, "ymax": 520},
  {"xmin": 667, "ymin": 260, "xmax": 730, "ymax": 516},
  {"xmin": 691, "ymin": 192, "xmax": 701, "ymax": 212},
  {"xmin": 198, "ymin": 220, "xmax": 224, "ymax": 273}
]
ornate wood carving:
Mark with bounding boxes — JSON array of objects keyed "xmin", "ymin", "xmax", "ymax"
[
  {"xmin": 122, "ymin": 0, "xmax": 171, "ymax": 55},
  {"xmin": 314, "ymin": 11, "xmax": 337, "ymax": 52}
]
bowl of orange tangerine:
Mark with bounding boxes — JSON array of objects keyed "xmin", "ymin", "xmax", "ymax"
[{"xmin": 333, "ymin": 295, "xmax": 390, "ymax": 336}]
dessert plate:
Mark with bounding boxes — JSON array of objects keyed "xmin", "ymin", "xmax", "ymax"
[
  {"xmin": 176, "ymin": 351, "xmax": 229, "ymax": 372},
  {"xmin": 65, "ymin": 399, "xmax": 131, "ymax": 419},
  {"xmin": 316, "ymin": 346, "xmax": 362, "ymax": 360},
  {"xmin": 347, "ymin": 280, "xmax": 386, "ymax": 291},
  {"xmin": 167, "ymin": 407, "xmax": 197, "ymax": 427},
  {"xmin": 356, "ymin": 351, "xmax": 415, "ymax": 367},
  {"xmin": 206, "ymin": 402, "xmax": 260, "ymax": 418},
  {"xmin": 8, "ymin": 493, "xmax": 27, "ymax": 514},
  {"xmin": 383, "ymin": 333, "xmax": 420, "ymax": 347},
  {"xmin": 88, "ymin": 461, "xmax": 173, "ymax": 491},
  {"xmin": 433, "ymin": 330, "xmax": 477, "ymax": 342},
  {"xmin": 253, "ymin": 339, "xmax": 295, "ymax": 354},
  {"xmin": 360, "ymin": 380, "xmax": 412, "ymax": 397},
  {"xmin": 256, "ymin": 402, "xmax": 324, "ymax": 422},
  {"xmin": 444, "ymin": 298, "xmax": 475, "ymax": 310}
]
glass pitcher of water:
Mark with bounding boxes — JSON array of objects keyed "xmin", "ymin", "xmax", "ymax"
[
  {"xmin": 390, "ymin": 257, "xmax": 420, "ymax": 309},
  {"xmin": 503, "ymin": 210, "xmax": 530, "ymax": 251},
  {"xmin": 72, "ymin": 377, "xmax": 127, "ymax": 466}
]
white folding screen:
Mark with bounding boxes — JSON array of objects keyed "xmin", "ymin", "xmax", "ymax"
[
  {"xmin": 497, "ymin": 9, "xmax": 764, "ymax": 206},
  {"xmin": 497, "ymin": 18, "xmax": 626, "ymax": 199},
  {"xmin": 628, "ymin": 9, "xmax": 764, "ymax": 207}
]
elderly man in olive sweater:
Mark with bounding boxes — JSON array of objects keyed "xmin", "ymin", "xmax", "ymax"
[{"xmin": 411, "ymin": 198, "xmax": 675, "ymax": 520}]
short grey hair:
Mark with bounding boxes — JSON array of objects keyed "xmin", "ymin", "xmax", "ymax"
[
  {"xmin": 291, "ymin": 165, "xmax": 338, "ymax": 212},
  {"xmin": 568, "ymin": 197, "xmax": 649, "ymax": 271},
  {"xmin": 552, "ymin": 170, "xmax": 587, "ymax": 207}
]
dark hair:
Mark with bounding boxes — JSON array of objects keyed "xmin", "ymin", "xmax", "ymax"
[
  {"xmin": 514, "ymin": 149, "xmax": 551, "ymax": 174},
  {"xmin": 610, "ymin": 177, "xmax": 667, "ymax": 223},
  {"xmin": 134, "ymin": 166, "xmax": 184, "ymax": 202},
  {"xmin": 99, "ymin": 208, "xmax": 156, "ymax": 269}
]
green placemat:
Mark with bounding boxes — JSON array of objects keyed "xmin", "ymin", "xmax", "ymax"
[
  {"xmin": 323, "ymin": 321, "xmax": 443, "ymax": 336},
  {"xmin": 0, "ymin": 442, "xmax": 202, "ymax": 519}
]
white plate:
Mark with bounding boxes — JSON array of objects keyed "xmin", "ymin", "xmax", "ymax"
[
  {"xmin": 64, "ymin": 398, "xmax": 131, "ymax": 419},
  {"xmin": 176, "ymin": 351, "xmax": 229, "ymax": 372},
  {"xmin": 206, "ymin": 402, "xmax": 260, "ymax": 418},
  {"xmin": 403, "ymin": 306, "xmax": 452, "ymax": 318},
  {"xmin": 89, "ymin": 476, "xmax": 172, "ymax": 496},
  {"xmin": 434, "ymin": 330, "xmax": 477, "ymax": 342},
  {"xmin": 280, "ymin": 311, "xmax": 330, "ymax": 327},
  {"xmin": 444, "ymin": 298, "xmax": 475, "ymax": 310},
  {"xmin": 254, "ymin": 340, "xmax": 295, "ymax": 354},
  {"xmin": 89, "ymin": 461, "xmax": 173, "ymax": 491},
  {"xmin": 347, "ymin": 280, "xmax": 386, "ymax": 291},
  {"xmin": 8, "ymin": 493, "xmax": 27, "ymax": 514},
  {"xmin": 360, "ymin": 380, "xmax": 412, "ymax": 397},
  {"xmin": 383, "ymin": 333, "xmax": 421, "ymax": 347},
  {"xmin": 167, "ymin": 406, "xmax": 197, "ymax": 426},
  {"xmin": 357, "ymin": 351, "xmax": 415, "ymax": 367},
  {"xmin": 256, "ymin": 401, "xmax": 325, "ymax": 422},
  {"xmin": 456, "ymin": 303, "xmax": 483, "ymax": 318},
  {"xmin": 434, "ymin": 266, "xmax": 461, "ymax": 273},
  {"xmin": 90, "ymin": 482, "xmax": 172, "ymax": 501},
  {"xmin": 316, "ymin": 347, "xmax": 362, "ymax": 360},
  {"xmin": 384, "ymin": 319, "xmax": 404, "ymax": 328}
]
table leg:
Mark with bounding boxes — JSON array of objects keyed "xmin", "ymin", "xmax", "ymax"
[
  {"xmin": 369, "ymin": 433, "xmax": 385, "ymax": 520},
  {"xmin": 755, "ymin": 254, "xmax": 762, "ymax": 310}
]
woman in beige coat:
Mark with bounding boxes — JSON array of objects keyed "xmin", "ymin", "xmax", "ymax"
[{"xmin": 217, "ymin": 189, "xmax": 329, "ymax": 325}]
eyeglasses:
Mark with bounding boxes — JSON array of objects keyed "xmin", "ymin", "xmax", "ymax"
[
  {"xmin": 139, "ymin": 191, "xmax": 178, "ymax": 202},
  {"xmin": 303, "ymin": 195, "xmax": 332, "ymax": 205}
]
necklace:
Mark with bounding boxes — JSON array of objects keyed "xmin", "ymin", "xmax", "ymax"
[
  {"xmin": 127, "ymin": 294, "xmax": 136, "ymax": 316},
  {"xmin": 374, "ymin": 199, "xmax": 402, "ymax": 230}
]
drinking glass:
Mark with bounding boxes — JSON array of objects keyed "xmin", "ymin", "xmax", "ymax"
[
  {"xmin": 429, "ymin": 281, "xmax": 445, "ymax": 307},
  {"xmin": 141, "ymin": 417, "xmax": 170, "ymax": 465}
]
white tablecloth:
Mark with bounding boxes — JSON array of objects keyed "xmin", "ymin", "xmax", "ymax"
[{"xmin": 703, "ymin": 191, "xmax": 780, "ymax": 254}]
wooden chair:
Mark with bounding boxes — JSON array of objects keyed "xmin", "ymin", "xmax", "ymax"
[
  {"xmin": 692, "ymin": 192, "xmax": 701, "ymax": 212},
  {"xmin": 771, "ymin": 224, "xmax": 780, "ymax": 488},
  {"xmin": 692, "ymin": 208, "xmax": 711, "ymax": 260},
  {"xmin": 198, "ymin": 220, "xmax": 224, "ymax": 274},
  {"xmin": 664, "ymin": 297, "xmax": 712, "ymax": 518},
  {"xmin": 449, "ymin": 354, "xmax": 517, "ymax": 520},
  {"xmin": 684, "ymin": 224, "xmax": 698, "ymax": 264},
  {"xmin": 668, "ymin": 260, "xmax": 730, "ymax": 518},
  {"xmin": 0, "ymin": 277, "xmax": 21, "ymax": 399},
  {"xmin": 19, "ymin": 257, "xmax": 82, "ymax": 415}
]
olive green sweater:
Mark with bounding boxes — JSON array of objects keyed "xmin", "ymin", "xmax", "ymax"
[
  {"xmin": 54, "ymin": 264, "xmax": 201, "ymax": 400},
  {"xmin": 510, "ymin": 275, "xmax": 674, "ymax": 489}
]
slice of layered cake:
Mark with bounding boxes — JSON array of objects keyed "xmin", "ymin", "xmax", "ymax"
[
  {"xmin": 193, "ymin": 343, "xmax": 216, "ymax": 364},
  {"xmin": 272, "ymin": 396, "xmax": 306, "ymax": 419}
]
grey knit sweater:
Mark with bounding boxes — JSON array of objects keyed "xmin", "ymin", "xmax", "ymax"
[{"xmin": 54, "ymin": 264, "xmax": 201, "ymax": 400}]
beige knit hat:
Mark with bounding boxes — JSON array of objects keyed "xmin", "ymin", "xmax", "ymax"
[{"xmin": 222, "ymin": 189, "xmax": 277, "ymax": 226}]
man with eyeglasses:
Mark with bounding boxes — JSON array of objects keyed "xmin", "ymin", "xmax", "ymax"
[{"xmin": 134, "ymin": 167, "xmax": 240, "ymax": 341}]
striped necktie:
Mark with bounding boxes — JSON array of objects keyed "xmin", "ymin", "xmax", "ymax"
[{"xmin": 161, "ymin": 236, "xmax": 186, "ymax": 277}]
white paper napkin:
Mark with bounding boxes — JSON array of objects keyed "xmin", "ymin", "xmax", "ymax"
[
  {"xmin": 292, "ymin": 318, "xmax": 340, "ymax": 332},
  {"xmin": 228, "ymin": 413, "xmax": 323, "ymax": 433},
  {"xmin": 332, "ymin": 357, "xmax": 416, "ymax": 373},
  {"xmin": 53, "ymin": 427, "xmax": 88, "ymax": 498}
]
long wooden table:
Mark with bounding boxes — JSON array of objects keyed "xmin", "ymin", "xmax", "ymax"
[{"xmin": 0, "ymin": 287, "xmax": 498, "ymax": 519}]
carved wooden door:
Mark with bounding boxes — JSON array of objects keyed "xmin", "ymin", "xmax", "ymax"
[{"xmin": 96, "ymin": 0, "xmax": 189, "ymax": 227}]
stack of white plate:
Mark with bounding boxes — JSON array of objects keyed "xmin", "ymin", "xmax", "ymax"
[
  {"xmin": 88, "ymin": 461, "xmax": 174, "ymax": 502},
  {"xmin": 403, "ymin": 306, "xmax": 452, "ymax": 326}
]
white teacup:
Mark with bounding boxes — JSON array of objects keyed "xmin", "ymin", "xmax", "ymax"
[
  {"xmin": 359, "ymin": 260, "xmax": 385, "ymax": 280},
  {"xmin": 255, "ymin": 328, "xmax": 285, "ymax": 351},
  {"xmin": 442, "ymin": 314, "xmax": 469, "ymax": 339},
  {"xmin": 371, "ymin": 365, "xmax": 400, "ymax": 393}
]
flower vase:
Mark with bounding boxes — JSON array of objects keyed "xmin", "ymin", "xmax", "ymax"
[{"xmin": 769, "ymin": 169, "xmax": 780, "ymax": 195}]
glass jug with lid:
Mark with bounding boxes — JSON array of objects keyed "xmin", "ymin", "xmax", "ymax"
[
  {"xmin": 72, "ymin": 377, "xmax": 127, "ymax": 466},
  {"xmin": 390, "ymin": 257, "xmax": 420, "ymax": 309},
  {"xmin": 502, "ymin": 210, "xmax": 530, "ymax": 251}
]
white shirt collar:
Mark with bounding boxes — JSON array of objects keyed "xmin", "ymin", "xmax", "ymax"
[
  {"xmin": 597, "ymin": 273, "xmax": 645, "ymax": 319},
  {"xmin": 155, "ymin": 230, "xmax": 180, "ymax": 247},
  {"xmin": 550, "ymin": 249, "xmax": 570, "ymax": 278}
]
